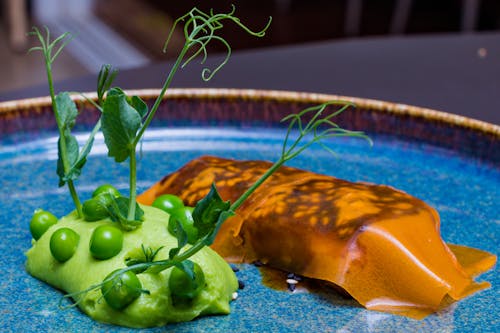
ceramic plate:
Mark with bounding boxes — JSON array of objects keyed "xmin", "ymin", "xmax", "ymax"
[{"xmin": 0, "ymin": 89, "xmax": 498, "ymax": 332}]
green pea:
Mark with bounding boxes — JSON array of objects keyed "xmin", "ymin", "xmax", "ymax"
[
  {"xmin": 169, "ymin": 262, "xmax": 205, "ymax": 299},
  {"xmin": 92, "ymin": 184, "xmax": 121, "ymax": 198},
  {"xmin": 82, "ymin": 196, "xmax": 111, "ymax": 222},
  {"xmin": 89, "ymin": 225, "xmax": 123, "ymax": 260},
  {"xmin": 152, "ymin": 194, "xmax": 184, "ymax": 214},
  {"xmin": 167, "ymin": 206, "xmax": 198, "ymax": 244},
  {"xmin": 30, "ymin": 209, "xmax": 58, "ymax": 240},
  {"xmin": 101, "ymin": 270, "xmax": 142, "ymax": 310},
  {"xmin": 50, "ymin": 228, "xmax": 79, "ymax": 262}
]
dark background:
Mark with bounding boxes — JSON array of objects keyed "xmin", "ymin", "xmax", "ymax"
[
  {"xmin": 93, "ymin": 0, "xmax": 500, "ymax": 58},
  {"xmin": 1, "ymin": 0, "xmax": 499, "ymax": 124}
]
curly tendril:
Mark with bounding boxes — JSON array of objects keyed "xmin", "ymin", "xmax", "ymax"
[{"xmin": 163, "ymin": 5, "xmax": 272, "ymax": 81}]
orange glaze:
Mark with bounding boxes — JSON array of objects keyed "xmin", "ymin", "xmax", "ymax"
[{"xmin": 137, "ymin": 156, "xmax": 496, "ymax": 318}]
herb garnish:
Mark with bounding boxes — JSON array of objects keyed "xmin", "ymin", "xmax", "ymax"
[
  {"xmin": 99, "ymin": 6, "xmax": 273, "ymax": 228},
  {"xmin": 28, "ymin": 28, "xmax": 118, "ymax": 218}
]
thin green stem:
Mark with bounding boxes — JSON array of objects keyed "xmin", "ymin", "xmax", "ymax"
[
  {"xmin": 121, "ymin": 8, "xmax": 270, "ymax": 224},
  {"xmin": 133, "ymin": 45, "xmax": 189, "ymax": 148},
  {"xmin": 131, "ymin": 233, "xmax": 211, "ymax": 275},
  {"xmin": 230, "ymin": 158, "xmax": 285, "ymax": 211},
  {"xmin": 44, "ymin": 63, "xmax": 64, "ymax": 161},
  {"xmin": 126, "ymin": 46, "xmax": 190, "ymax": 220},
  {"xmin": 43, "ymin": 50, "xmax": 83, "ymax": 217},
  {"xmin": 127, "ymin": 150, "xmax": 138, "ymax": 221},
  {"xmin": 80, "ymin": 118, "xmax": 101, "ymax": 155},
  {"xmin": 67, "ymin": 181, "xmax": 82, "ymax": 215},
  {"xmin": 75, "ymin": 92, "xmax": 103, "ymax": 112}
]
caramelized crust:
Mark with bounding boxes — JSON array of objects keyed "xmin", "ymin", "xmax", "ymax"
[{"xmin": 138, "ymin": 156, "xmax": 496, "ymax": 318}]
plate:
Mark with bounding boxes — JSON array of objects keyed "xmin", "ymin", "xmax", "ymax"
[{"xmin": 0, "ymin": 89, "xmax": 498, "ymax": 332}]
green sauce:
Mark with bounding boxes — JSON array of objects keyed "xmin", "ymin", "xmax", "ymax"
[{"xmin": 26, "ymin": 205, "xmax": 238, "ymax": 328}]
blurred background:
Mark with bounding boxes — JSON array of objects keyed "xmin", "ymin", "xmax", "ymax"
[{"xmin": 1, "ymin": 0, "xmax": 500, "ymax": 96}]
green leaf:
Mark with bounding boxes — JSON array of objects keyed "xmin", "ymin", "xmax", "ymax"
[
  {"xmin": 54, "ymin": 92, "xmax": 81, "ymax": 186},
  {"xmin": 109, "ymin": 88, "xmax": 147, "ymax": 117},
  {"xmin": 129, "ymin": 95, "xmax": 148, "ymax": 118},
  {"xmin": 105, "ymin": 88, "xmax": 147, "ymax": 117},
  {"xmin": 107, "ymin": 196, "xmax": 144, "ymax": 230},
  {"xmin": 65, "ymin": 135, "xmax": 95, "ymax": 184},
  {"xmin": 207, "ymin": 209, "xmax": 234, "ymax": 244},
  {"xmin": 97, "ymin": 64, "xmax": 118, "ymax": 103},
  {"xmin": 101, "ymin": 92, "xmax": 142, "ymax": 162},
  {"xmin": 51, "ymin": 93, "xmax": 100, "ymax": 197},
  {"xmin": 175, "ymin": 260, "xmax": 195, "ymax": 280},
  {"xmin": 169, "ymin": 220, "xmax": 188, "ymax": 259},
  {"xmin": 55, "ymin": 92, "xmax": 78, "ymax": 131},
  {"xmin": 56, "ymin": 134, "xmax": 79, "ymax": 186},
  {"xmin": 55, "ymin": 125, "xmax": 94, "ymax": 187},
  {"xmin": 192, "ymin": 183, "xmax": 232, "ymax": 242},
  {"xmin": 107, "ymin": 87, "xmax": 125, "ymax": 97},
  {"xmin": 175, "ymin": 220, "xmax": 189, "ymax": 248},
  {"xmin": 72, "ymin": 135, "xmax": 93, "ymax": 169},
  {"xmin": 169, "ymin": 247, "xmax": 180, "ymax": 259}
]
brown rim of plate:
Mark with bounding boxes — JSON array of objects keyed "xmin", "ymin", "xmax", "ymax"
[
  {"xmin": 0, "ymin": 88, "xmax": 498, "ymax": 136},
  {"xmin": 0, "ymin": 88, "xmax": 498, "ymax": 166}
]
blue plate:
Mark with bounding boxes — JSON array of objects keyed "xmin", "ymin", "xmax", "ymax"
[{"xmin": 0, "ymin": 89, "xmax": 498, "ymax": 332}]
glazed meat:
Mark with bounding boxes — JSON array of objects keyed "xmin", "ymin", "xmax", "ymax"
[{"xmin": 137, "ymin": 156, "xmax": 496, "ymax": 318}]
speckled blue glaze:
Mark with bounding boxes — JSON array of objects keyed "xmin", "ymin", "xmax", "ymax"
[{"xmin": 0, "ymin": 126, "xmax": 498, "ymax": 332}]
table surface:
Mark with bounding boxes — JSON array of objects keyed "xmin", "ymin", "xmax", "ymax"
[{"xmin": 2, "ymin": 32, "xmax": 499, "ymax": 125}]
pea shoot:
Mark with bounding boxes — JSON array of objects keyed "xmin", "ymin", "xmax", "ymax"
[
  {"xmin": 99, "ymin": 6, "xmax": 272, "ymax": 229},
  {"xmin": 28, "ymin": 28, "xmax": 118, "ymax": 218}
]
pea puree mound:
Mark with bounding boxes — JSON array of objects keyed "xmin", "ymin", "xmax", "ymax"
[{"xmin": 25, "ymin": 205, "xmax": 238, "ymax": 328}]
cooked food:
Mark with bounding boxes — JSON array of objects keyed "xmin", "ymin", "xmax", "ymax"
[{"xmin": 138, "ymin": 155, "xmax": 496, "ymax": 319}]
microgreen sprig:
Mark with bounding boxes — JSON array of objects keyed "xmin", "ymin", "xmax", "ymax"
[
  {"xmin": 100, "ymin": 6, "xmax": 272, "ymax": 225},
  {"xmin": 231, "ymin": 102, "xmax": 372, "ymax": 210},
  {"xmin": 137, "ymin": 6, "xmax": 272, "ymax": 147},
  {"xmin": 29, "ymin": 28, "xmax": 116, "ymax": 218}
]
